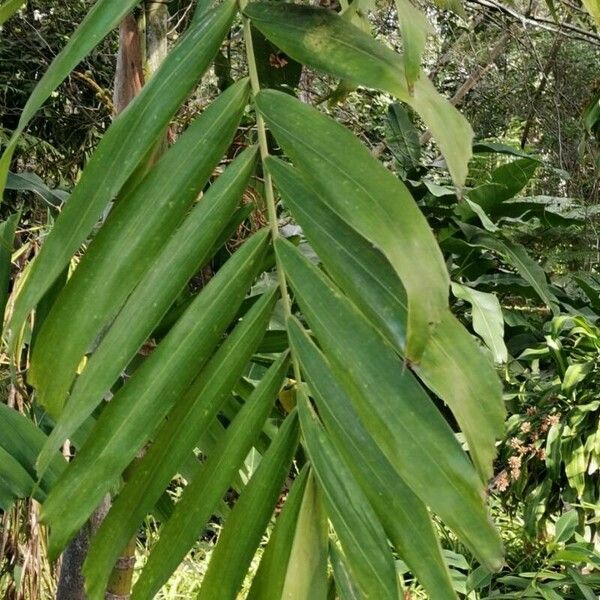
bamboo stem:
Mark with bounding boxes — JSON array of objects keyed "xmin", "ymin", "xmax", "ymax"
[
  {"xmin": 113, "ymin": 14, "xmax": 145, "ymax": 115},
  {"xmin": 105, "ymin": 536, "xmax": 137, "ymax": 600}
]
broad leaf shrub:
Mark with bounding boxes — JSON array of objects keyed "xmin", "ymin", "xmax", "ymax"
[{"xmin": 498, "ymin": 315, "xmax": 600, "ymax": 537}]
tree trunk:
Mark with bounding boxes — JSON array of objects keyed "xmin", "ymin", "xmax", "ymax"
[
  {"xmin": 105, "ymin": 536, "xmax": 137, "ymax": 600},
  {"xmin": 144, "ymin": 1, "xmax": 171, "ymax": 153},
  {"xmin": 145, "ymin": 1, "xmax": 169, "ymax": 78},
  {"xmin": 56, "ymin": 496, "xmax": 110, "ymax": 600},
  {"xmin": 113, "ymin": 14, "xmax": 145, "ymax": 115}
]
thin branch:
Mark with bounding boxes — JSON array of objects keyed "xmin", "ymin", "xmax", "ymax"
[
  {"xmin": 520, "ymin": 17, "xmax": 570, "ymax": 148},
  {"xmin": 420, "ymin": 31, "xmax": 511, "ymax": 144},
  {"xmin": 466, "ymin": 0, "xmax": 600, "ymax": 45}
]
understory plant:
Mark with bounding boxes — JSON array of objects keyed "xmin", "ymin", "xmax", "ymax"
[
  {"xmin": 499, "ymin": 315, "xmax": 600, "ymax": 536},
  {"xmin": 380, "ymin": 92, "xmax": 600, "ymax": 597}
]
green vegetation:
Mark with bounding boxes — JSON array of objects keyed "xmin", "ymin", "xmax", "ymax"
[{"xmin": 0, "ymin": 0, "xmax": 599, "ymax": 598}]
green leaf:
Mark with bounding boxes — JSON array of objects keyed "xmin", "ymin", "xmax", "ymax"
[
  {"xmin": 442, "ymin": 549, "xmax": 469, "ymax": 571},
  {"xmin": 245, "ymin": 2, "xmax": 407, "ymax": 95},
  {"xmin": 386, "ymin": 103, "xmax": 421, "ymax": 173},
  {"xmin": 268, "ymin": 159, "xmax": 503, "ymax": 482},
  {"xmin": 564, "ymin": 438, "xmax": 586, "ymax": 497},
  {"xmin": 36, "ymin": 146, "xmax": 258, "ymax": 476},
  {"xmin": 0, "ymin": 484, "xmax": 15, "ymax": 511},
  {"xmin": 0, "ymin": 446, "xmax": 36, "ymax": 509},
  {"xmin": 40, "ymin": 229, "xmax": 270, "ymax": 557},
  {"xmin": 298, "ymin": 391, "xmax": 400, "ymax": 600},
  {"xmin": 567, "ymin": 567, "xmax": 597, "ymax": 600},
  {"xmin": 451, "ymin": 282, "xmax": 508, "ymax": 363},
  {"xmin": 582, "ymin": 0, "xmax": 600, "ymax": 26},
  {"xmin": 551, "ymin": 544, "xmax": 600, "ymax": 567},
  {"xmin": 130, "ymin": 351, "xmax": 289, "ymax": 600},
  {"xmin": 491, "ymin": 197, "xmax": 586, "ymax": 227},
  {"xmin": 466, "ymin": 565, "xmax": 492, "ymax": 593},
  {"xmin": 30, "ymin": 266, "xmax": 68, "ymax": 352},
  {"xmin": 330, "ymin": 545, "xmax": 364, "ymax": 600},
  {"xmin": 465, "ymin": 183, "xmax": 513, "ymax": 216},
  {"xmin": 0, "ymin": 0, "xmax": 140, "ymax": 188},
  {"xmin": 574, "ymin": 273, "xmax": 600, "ymax": 312},
  {"xmin": 276, "ymin": 238, "xmax": 503, "ymax": 570},
  {"xmin": 268, "ymin": 157, "xmax": 408, "ymax": 351},
  {"xmin": 247, "ymin": 466, "xmax": 329, "ymax": 600},
  {"xmin": 393, "ymin": 0, "xmax": 432, "ymax": 88},
  {"xmin": 194, "ymin": 0, "xmax": 217, "ymax": 20},
  {"xmin": 554, "ymin": 510, "xmax": 578, "ymax": 544},
  {"xmin": 288, "ymin": 318, "xmax": 457, "ymax": 600},
  {"xmin": 472, "ymin": 142, "xmax": 538, "ymax": 160},
  {"xmin": 490, "ymin": 158, "xmax": 538, "ymax": 198},
  {"xmin": 432, "ymin": 0, "xmax": 466, "ymax": 18},
  {"xmin": 523, "ymin": 480, "xmax": 551, "ymax": 536},
  {"xmin": 0, "ymin": 405, "xmax": 67, "ymax": 509},
  {"xmin": 536, "ymin": 583, "xmax": 565, "ymax": 600},
  {"xmin": 30, "ymin": 79, "xmax": 250, "ymax": 419},
  {"xmin": 463, "ymin": 198, "xmax": 499, "ymax": 232},
  {"xmin": 259, "ymin": 91, "xmax": 448, "ymax": 360},
  {"xmin": 340, "ymin": 0, "xmax": 375, "ymax": 34},
  {"xmin": 247, "ymin": 466, "xmax": 308, "ymax": 600},
  {"xmin": 6, "ymin": 171, "xmax": 67, "ymax": 208},
  {"xmin": 197, "ymin": 411, "xmax": 300, "ymax": 600},
  {"xmin": 416, "ymin": 313, "xmax": 504, "ymax": 482},
  {"xmin": 0, "ymin": 0, "xmax": 25, "ymax": 25},
  {"xmin": 0, "ymin": 404, "xmax": 65, "ymax": 495},
  {"xmin": 561, "ymin": 362, "xmax": 593, "ymax": 394},
  {"xmin": 257, "ymin": 329, "xmax": 289, "ymax": 354},
  {"xmin": 275, "ymin": 467, "xmax": 328, "ymax": 600},
  {"xmin": 545, "ymin": 423, "xmax": 563, "ymax": 480},
  {"xmin": 466, "ymin": 227, "xmax": 558, "ymax": 311},
  {"xmin": 0, "ymin": 212, "xmax": 19, "ymax": 330},
  {"xmin": 83, "ymin": 288, "xmax": 278, "ymax": 600},
  {"xmin": 9, "ymin": 0, "xmax": 237, "ymax": 340},
  {"xmin": 245, "ymin": 2, "xmax": 473, "ymax": 188}
]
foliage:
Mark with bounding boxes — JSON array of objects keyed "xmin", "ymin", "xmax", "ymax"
[
  {"xmin": 0, "ymin": 0, "xmax": 598, "ymax": 599},
  {"xmin": 499, "ymin": 315, "xmax": 600, "ymax": 536},
  {"xmin": 0, "ymin": 0, "xmax": 115, "ymax": 185},
  {"xmin": 398, "ymin": 504, "xmax": 600, "ymax": 598},
  {"xmin": 385, "ymin": 98, "xmax": 600, "ymax": 568}
]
